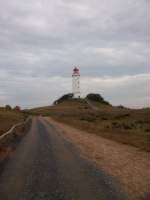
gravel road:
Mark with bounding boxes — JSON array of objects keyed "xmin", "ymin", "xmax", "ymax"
[{"xmin": 0, "ymin": 117, "xmax": 125, "ymax": 200}]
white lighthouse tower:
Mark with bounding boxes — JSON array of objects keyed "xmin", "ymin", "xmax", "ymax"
[{"xmin": 72, "ymin": 67, "xmax": 80, "ymax": 98}]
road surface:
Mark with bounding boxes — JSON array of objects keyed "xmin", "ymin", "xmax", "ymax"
[{"xmin": 0, "ymin": 117, "xmax": 125, "ymax": 200}]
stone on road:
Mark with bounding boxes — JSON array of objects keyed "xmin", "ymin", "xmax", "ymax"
[{"xmin": 0, "ymin": 117, "xmax": 125, "ymax": 200}]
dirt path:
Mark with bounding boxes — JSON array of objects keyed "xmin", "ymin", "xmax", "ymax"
[
  {"xmin": 46, "ymin": 117, "xmax": 150, "ymax": 200},
  {"xmin": 0, "ymin": 117, "xmax": 124, "ymax": 200}
]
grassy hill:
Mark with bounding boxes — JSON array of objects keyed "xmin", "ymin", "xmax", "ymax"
[
  {"xmin": 0, "ymin": 108, "xmax": 25, "ymax": 136},
  {"xmin": 29, "ymin": 97, "xmax": 150, "ymax": 152}
]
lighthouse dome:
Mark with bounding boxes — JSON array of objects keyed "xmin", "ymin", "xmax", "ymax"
[
  {"xmin": 73, "ymin": 67, "xmax": 80, "ymax": 75},
  {"xmin": 73, "ymin": 67, "xmax": 79, "ymax": 72}
]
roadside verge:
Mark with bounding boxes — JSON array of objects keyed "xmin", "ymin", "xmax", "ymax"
[
  {"xmin": 0, "ymin": 117, "xmax": 32, "ymax": 162},
  {"xmin": 46, "ymin": 117, "xmax": 150, "ymax": 200}
]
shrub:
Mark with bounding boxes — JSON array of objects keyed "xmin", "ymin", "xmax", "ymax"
[
  {"xmin": 101, "ymin": 117, "xmax": 108, "ymax": 120},
  {"xmin": 13, "ymin": 106, "xmax": 21, "ymax": 112},
  {"xmin": 80, "ymin": 116, "xmax": 96, "ymax": 122},
  {"xmin": 122, "ymin": 123, "xmax": 132, "ymax": 130},
  {"xmin": 54, "ymin": 93, "xmax": 73, "ymax": 104},
  {"xmin": 86, "ymin": 93, "xmax": 110, "ymax": 105},
  {"xmin": 112, "ymin": 122, "xmax": 121, "ymax": 128},
  {"xmin": 84, "ymin": 106, "xmax": 89, "ymax": 109},
  {"xmin": 145, "ymin": 128, "xmax": 150, "ymax": 132},
  {"xmin": 115, "ymin": 113, "xmax": 130, "ymax": 119},
  {"xmin": 117, "ymin": 105, "xmax": 125, "ymax": 109},
  {"xmin": 5, "ymin": 105, "xmax": 12, "ymax": 111}
]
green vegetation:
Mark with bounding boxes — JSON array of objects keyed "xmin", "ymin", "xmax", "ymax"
[
  {"xmin": 86, "ymin": 93, "xmax": 110, "ymax": 105},
  {"xmin": 54, "ymin": 93, "xmax": 73, "ymax": 105}
]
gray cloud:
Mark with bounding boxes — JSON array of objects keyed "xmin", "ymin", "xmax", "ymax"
[{"xmin": 0, "ymin": 0, "xmax": 150, "ymax": 107}]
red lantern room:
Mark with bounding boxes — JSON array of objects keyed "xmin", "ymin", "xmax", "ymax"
[{"xmin": 72, "ymin": 67, "xmax": 80, "ymax": 76}]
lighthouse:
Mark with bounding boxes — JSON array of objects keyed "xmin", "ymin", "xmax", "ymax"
[{"xmin": 72, "ymin": 67, "xmax": 80, "ymax": 98}]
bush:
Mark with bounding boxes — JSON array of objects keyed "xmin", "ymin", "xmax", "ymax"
[
  {"xmin": 101, "ymin": 117, "xmax": 108, "ymax": 120},
  {"xmin": 145, "ymin": 128, "xmax": 150, "ymax": 132},
  {"xmin": 112, "ymin": 122, "xmax": 121, "ymax": 128},
  {"xmin": 13, "ymin": 106, "xmax": 21, "ymax": 112},
  {"xmin": 54, "ymin": 93, "xmax": 73, "ymax": 104},
  {"xmin": 122, "ymin": 123, "xmax": 132, "ymax": 130},
  {"xmin": 84, "ymin": 106, "xmax": 89, "ymax": 109},
  {"xmin": 86, "ymin": 93, "xmax": 110, "ymax": 105},
  {"xmin": 115, "ymin": 113, "xmax": 130, "ymax": 119},
  {"xmin": 5, "ymin": 105, "xmax": 12, "ymax": 111},
  {"xmin": 80, "ymin": 116, "xmax": 96, "ymax": 122},
  {"xmin": 117, "ymin": 105, "xmax": 125, "ymax": 109}
]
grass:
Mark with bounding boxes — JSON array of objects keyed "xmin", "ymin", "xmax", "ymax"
[
  {"xmin": 0, "ymin": 107, "xmax": 25, "ymax": 136},
  {"xmin": 29, "ymin": 99, "xmax": 150, "ymax": 152}
]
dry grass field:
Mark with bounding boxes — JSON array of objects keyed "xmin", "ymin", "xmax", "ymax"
[
  {"xmin": 0, "ymin": 107, "xmax": 25, "ymax": 136},
  {"xmin": 29, "ymin": 99, "xmax": 150, "ymax": 152},
  {"xmin": 46, "ymin": 117, "xmax": 150, "ymax": 200}
]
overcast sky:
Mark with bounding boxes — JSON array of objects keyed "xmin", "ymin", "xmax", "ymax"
[{"xmin": 0, "ymin": 0, "xmax": 150, "ymax": 108}]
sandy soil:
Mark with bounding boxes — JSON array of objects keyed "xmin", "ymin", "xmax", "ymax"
[{"xmin": 46, "ymin": 117, "xmax": 150, "ymax": 200}]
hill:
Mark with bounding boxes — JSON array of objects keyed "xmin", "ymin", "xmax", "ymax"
[{"xmin": 29, "ymin": 94, "xmax": 150, "ymax": 152}]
